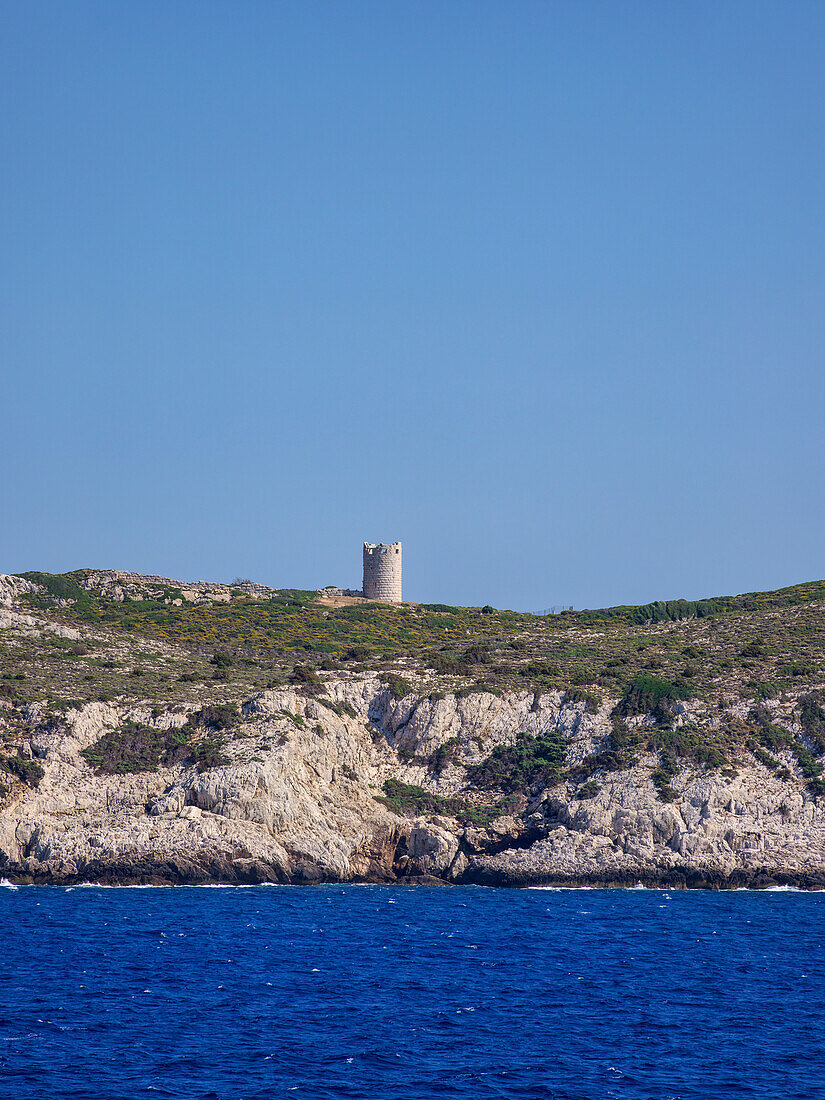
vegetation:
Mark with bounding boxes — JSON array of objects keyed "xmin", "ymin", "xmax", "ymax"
[
  {"xmin": 430, "ymin": 737, "xmax": 459, "ymax": 774},
  {"xmin": 5, "ymin": 567, "xmax": 825, "ymax": 810},
  {"xmin": 614, "ymin": 672, "xmax": 692, "ymax": 723},
  {"xmin": 7, "ymin": 570, "xmax": 825, "ymax": 718},
  {"xmin": 799, "ymin": 692, "xmax": 825, "ymax": 753},
  {"xmin": 748, "ymin": 704, "xmax": 825, "ymax": 797},
  {"xmin": 0, "ymin": 755, "xmax": 44, "ymax": 789},
  {"xmin": 80, "ymin": 714, "xmax": 231, "ymax": 775},
  {"xmin": 381, "ymin": 673, "xmax": 414, "ymax": 699},
  {"xmin": 576, "ymin": 780, "xmax": 600, "ymax": 800},
  {"xmin": 376, "ymin": 778, "xmax": 514, "ymax": 827},
  {"xmin": 472, "ymin": 731, "xmax": 567, "ymax": 793}
]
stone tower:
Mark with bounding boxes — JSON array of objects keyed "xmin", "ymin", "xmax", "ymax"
[{"xmin": 362, "ymin": 542, "xmax": 402, "ymax": 602}]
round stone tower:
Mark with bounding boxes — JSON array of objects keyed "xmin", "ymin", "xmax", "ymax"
[{"xmin": 362, "ymin": 541, "xmax": 402, "ymax": 602}]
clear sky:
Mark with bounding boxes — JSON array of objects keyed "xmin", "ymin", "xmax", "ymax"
[{"xmin": 2, "ymin": 2, "xmax": 824, "ymax": 611}]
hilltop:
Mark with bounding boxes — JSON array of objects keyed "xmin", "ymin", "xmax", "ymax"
[{"xmin": 1, "ymin": 569, "xmax": 825, "ymax": 887}]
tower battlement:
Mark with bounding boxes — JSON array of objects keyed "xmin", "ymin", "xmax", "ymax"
[{"xmin": 362, "ymin": 542, "xmax": 402, "ymax": 602}]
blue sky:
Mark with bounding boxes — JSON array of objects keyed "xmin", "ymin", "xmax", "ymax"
[{"xmin": 2, "ymin": 2, "xmax": 824, "ymax": 611}]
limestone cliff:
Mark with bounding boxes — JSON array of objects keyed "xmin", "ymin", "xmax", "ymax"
[{"xmin": 2, "ymin": 676, "xmax": 824, "ymax": 888}]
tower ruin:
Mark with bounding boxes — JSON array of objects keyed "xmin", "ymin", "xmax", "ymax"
[{"xmin": 362, "ymin": 542, "xmax": 402, "ymax": 602}]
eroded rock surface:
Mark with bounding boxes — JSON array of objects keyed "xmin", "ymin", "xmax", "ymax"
[{"xmin": 2, "ymin": 677, "xmax": 825, "ymax": 888}]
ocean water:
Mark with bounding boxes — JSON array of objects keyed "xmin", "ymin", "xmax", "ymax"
[{"xmin": 1, "ymin": 885, "xmax": 824, "ymax": 1099}]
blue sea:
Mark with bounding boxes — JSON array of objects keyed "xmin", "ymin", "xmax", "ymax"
[{"xmin": 1, "ymin": 884, "xmax": 824, "ymax": 1099}]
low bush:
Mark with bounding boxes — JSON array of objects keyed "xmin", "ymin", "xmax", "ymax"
[
  {"xmin": 430, "ymin": 737, "xmax": 459, "ymax": 774},
  {"xmin": 751, "ymin": 745, "xmax": 780, "ymax": 771},
  {"xmin": 378, "ymin": 778, "xmax": 460, "ymax": 816},
  {"xmin": 343, "ymin": 645, "xmax": 372, "ymax": 661},
  {"xmin": 0, "ymin": 755, "xmax": 45, "ymax": 788},
  {"xmin": 289, "ymin": 664, "xmax": 322, "ymax": 692},
  {"xmin": 749, "ymin": 704, "xmax": 825, "ymax": 797},
  {"xmin": 614, "ymin": 672, "xmax": 692, "ymax": 723},
  {"xmin": 582, "ymin": 716, "xmax": 647, "ymax": 773},
  {"xmin": 82, "ymin": 713, "xmax": 233, "ymax": 776},
  {"xmin": 472, "ymin": 731, "xmax": 567, "ymax": 793},
  {"xmin": 648, "ymin": 725, "xmax": 732, "ymax": 770},
  {"xmin": 426, "ymin": 653, "xmax": 471, "ymax": 677},
  {"xmin": 188, "ymin": 739, "xmax": 230, "ymax": 772},
  {"xmin": 652, "ymin": 751, "xmax": 679, "ymax": 802},
  {"xmin": 81, "ymin": 721, "xmax": 168, "ymax": 774},
  {"xmin": 376, "ymin": 778, "xmax": 508, "ymax": 827},
  {"xmin": 190, "ymin": 704, "xmax": 238, "ymax": 733},
  {"xmin": 562, "ymin": 687, "xmax": 603, "ymax": 714},
  {"xmin": 520, "ymin": 660, "xmax": 560, "ymax": 681},
  {"xmin": 381, "ymin": 673, "xmax": 414, "ymax": 700},
  {"xmin": 577, "ymin": 780, "xmax": 600, "ymax": 800},
  {"xmin": 799, "ymin": 693, "xmax": 825, "ymax": 754}
]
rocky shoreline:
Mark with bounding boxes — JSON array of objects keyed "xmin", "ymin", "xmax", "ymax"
[{"xmin": 3, "ymin": 674, "xmax": 825, "ymax": 890}]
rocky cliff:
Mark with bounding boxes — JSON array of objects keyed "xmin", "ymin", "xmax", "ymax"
[
  {"xmin": 3, "ymin": 568, "xmax": 825, "ymax": 888},
  {"xmin": 2, "ymin": 674, "xmax": 825, "ymax": 888}
]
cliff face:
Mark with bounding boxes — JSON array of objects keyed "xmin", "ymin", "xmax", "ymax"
[{"xmin": 2, "ymin": 676, "xmax": 825, "ymax": 888}]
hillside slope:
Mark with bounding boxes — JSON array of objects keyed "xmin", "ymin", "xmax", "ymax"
[{"xmin": 1, "ymin": 570, "xmax": 825, "ymax": 887}]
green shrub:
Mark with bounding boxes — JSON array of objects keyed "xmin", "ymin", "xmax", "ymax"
[
  {"xmin": 748, "ymin": 680, "xmax": 779, "ymax": 701},
  {"xmin": 589, "ymin": 716, "xmax": 647, "ymax": 773},
  {"xmin": 323, "ymin": 698, "xmax": 357, "ymax": 719},
  {"xmin": 382, "ymin": 673, "xmax": 414, "ymax": 699},
  {"xmin": 652, "ymin": 750, "xmax": 679, "ymax": 802},
  {"xmin": 455, "ymin": 683, "xmax": 501, "ymax": 699},
  {"xmin": 289, "ymin": 664, "xmax": 322, "ymax": 692},
  {"xmin": 278, "ymin": 709, "xmax": 306, "ymax": 729},
  {"xmin": 82, "ymin": 714, "xmax": 232, "ymax": 775},
  {"xmin": 520, "ymin": 660, "xmax": 560, "ymax": 681},
  {"xmin": 788, "ymin": 660, "xmax": 815, "ymax": 677},
  {"xmin": 430, "ymin": 737, "xmax": 459, "ymax": 773},
  {"xmin": 562, "ymin": 687, "xmax": 602, "ymax": 714},
  {"xmin": 188, "ymin": 739, "xmax": 230, "ymax": 772},
  {"xmin": 343, "ymin": 645, "xmax": 372, "ymax": 661},
  {"xmin": 749, "ymin": 704, "xmax": 824, "ymax": 794},
  {"xmin": 648, "ymin": 725, "xmax": 731, "ymax": 770},
  {"xmin": 0, "ymin": 755, "xmax": 44, "ymax": 788},
  {"xmin": 427, "ymin": 653, "xmax": 471, "ymax": 677},
  {"xmin": 614, "ymin": 672, "xmax": 692, "ymax": 722},
  {"xmin": 378, "ymin": 778, "xmax": 457, "ymax": 816},
  {"xmin": 190, "ymin": 704, "xmax": 238, "ymax": 733},
  {"xmin": 751, "ymin": 745, "xmax": 779, "ymax": 771},
  {"xmin": 799, "ymin": 693, "xmax": 825, "ymax": 753},
  {"xmin": 472, "ymin": 731, "xmax": 567, "ymax": 793},
  {"xmin": 81, "ymin": 721, "xmax": 167, "ymax": 774},
  {"xmin": 20, "ymin": 571, "xmax": 92, "ymax": 609},
  {"xmin": 376, "ymin": 778, "xmax": 506, "ymax": 827},
  {"xmin": 577, "ymin": 780, "xmax": 600, "ymax": 800}
]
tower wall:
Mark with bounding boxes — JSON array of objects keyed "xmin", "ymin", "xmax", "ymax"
[{"xmin": 363, "ymin": 542, "xmax": 402, "ymax": 602}]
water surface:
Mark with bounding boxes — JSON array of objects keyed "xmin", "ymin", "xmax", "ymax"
[{"xmin": 1, "ymin": 884, "xmax": 823, "ymax": 1099}]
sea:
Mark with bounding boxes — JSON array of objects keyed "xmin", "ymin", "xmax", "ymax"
[{"xmin": 1, "ymin": 883, "xmax": 824, "ymax": 1100}]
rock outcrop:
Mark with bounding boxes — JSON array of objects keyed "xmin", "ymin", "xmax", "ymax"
[{"xmin": 2, "ymin": 676, "xmax": 825, "ymax": 888}]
